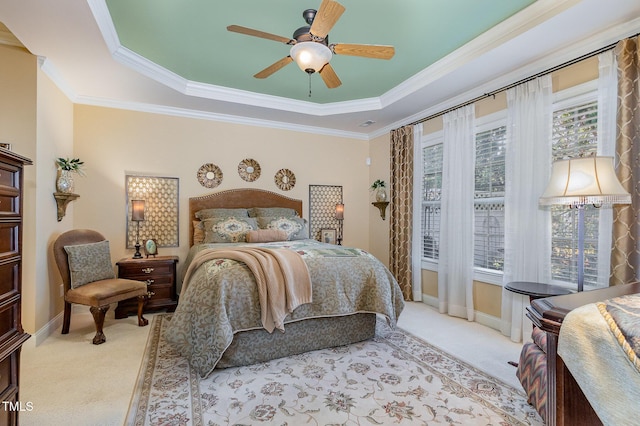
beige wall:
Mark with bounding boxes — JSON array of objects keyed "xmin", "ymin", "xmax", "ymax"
[
  {"xmin": 0, "ymin": 44, "xmax": 37, "ymax": 333},
  {"xmin": 35, "ymin": 66, "xmax": 74, "ymax": 334},
  {"xmin": 367, "ymin": 132, "xmax": 391, "ymax": 266},
  {"xmin": 72, "ymin": 105, "xmax": 372, "ymax": 265},
  {"xmin": 0, "ymin": 44, "xmax": 75, "ymax": 335},
  {"xmin": 367, "ymin": 55, "xmax": 600, "ymax": 321}
]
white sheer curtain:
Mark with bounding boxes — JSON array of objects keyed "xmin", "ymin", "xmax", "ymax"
[
  {"xmin": 596, "ymin": 50, "xmax": 618, "ymax": 286},
  {"xmin": 501, "ymin": 75, "xmax": 552, "ymax": 342},
  {"xmin": 438, "ymin": 105, "xmax": 475, "ymax": 320},
  {"xmin": 412, "ymin": 124, "xmax": 424, "ymax": 301}
]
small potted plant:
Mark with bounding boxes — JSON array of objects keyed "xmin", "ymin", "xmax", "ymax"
[
  {"xmin": 56, "ymin": 157, "xmax": 84, "ymax": 193},
  {"xmin": 371, "ymin": 179, "xmax": 388, "ymax": 202}
]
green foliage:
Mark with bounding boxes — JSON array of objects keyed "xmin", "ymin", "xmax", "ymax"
[
  {"xmin": 370, "ymin": 179, "xmax": 386, "ymax": 190},
  {"xmin": 56, "ymin": 158, "xmax": 85, "ymax": 175}
]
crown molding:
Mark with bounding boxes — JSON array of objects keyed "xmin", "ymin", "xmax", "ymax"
[
  {"xmin": 379, "ymin": 0, "xmax": 581, "ymax": 108},
  {"xmin": 88, "ymin": 0, "xmax": 576, "ymax": 118},
  {"xmin": 72, "ymin": 93, "xmax": 369, "ymax": 140},
  {"xmin": 372, "ymin": 14, "xmax": 640, "ymax": 139},
  {"xmin": 0, "ymin": 27, "xmax": 25, "ymax": 50}
]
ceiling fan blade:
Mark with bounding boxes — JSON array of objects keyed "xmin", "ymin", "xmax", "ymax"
[
  {"xmin": 227, "ymin": 25, "xmax": 295, "ymax": 45},
  {"xmin": 310, "ymin": 0, "xmax": 345, "ymax": 40},
  {"xmin": 319, "ymin": 63, "xmax": 342, "ymax": 88},
  {"xmin": 332, "ymin": 43, "xmax": 395, "ymax": 60},
  {"xmin": 254, "ymin": 56, "xmax": 294, "ymax": 79}
]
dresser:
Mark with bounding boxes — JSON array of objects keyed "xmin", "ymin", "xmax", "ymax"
[
  {"xmin": 114, "ymin": 256, "xmax": 178, "ymax": 318},
  {"xmin": 527, "ymin": 282, "xmax": 640, "ymax": 426},
  {"xmin": 0, "ymin": 149, "xmax": 31, "ymax": 425}
]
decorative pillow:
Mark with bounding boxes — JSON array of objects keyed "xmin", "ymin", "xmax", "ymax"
[
  {"xmin": 248, "ymin": 207, "xmax": 298, "ymax": 218},
  {"xmin": 64, "ymin": 240, "xmax": 115, "ymax": 288},
  {"xmin": 245, "ymin": 229, "xmax": 289, "ymax": 243},
  {"xmin": 193, "ymin": 220, "xmax": 205, "ymax": 245},
  {"xmin": 195, "ymin": 208, "xmax": 249, "ymax": 220},
  {"xmin": 202, "ymin": 217, "xmax": 258, "ymax": 243},
  {"xmin": 257, "ymin": 216, "xmax": 309, "ymax": 240}
]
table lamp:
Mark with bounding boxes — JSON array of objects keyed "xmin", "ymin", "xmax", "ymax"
[
  {"xmin": 335, "ymin": 202, "xmax": 344, "ymax": 245},
  {"xmin": 131, "ymin": 200, "xmax": 145, "ymax": 259}
]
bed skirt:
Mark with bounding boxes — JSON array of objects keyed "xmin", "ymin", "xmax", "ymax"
[{"xmin": 217, "ymin": 313, "xmax": 377, "ymax": 368}]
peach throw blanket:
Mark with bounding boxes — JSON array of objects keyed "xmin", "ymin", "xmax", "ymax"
[{"xmin": 182, "ymin": 247, "xmax": 312, "ymax": 333}]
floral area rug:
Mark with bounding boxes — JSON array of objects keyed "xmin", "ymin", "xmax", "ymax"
[{"xmin": 126, "ymin": 314, "xmax": 542, "ymax": 425}]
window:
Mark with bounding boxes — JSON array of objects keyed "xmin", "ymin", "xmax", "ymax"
[
  {"xmin": 474, "ymin": 125, "xmax": 506, "ymax": 271},
  {"xmin": 550, "ymin": 98, "xmax": 599, "ymax": 286},
  {"xmin": 421, "ymin": 142, "xmax": 443, "ymax": 260}
]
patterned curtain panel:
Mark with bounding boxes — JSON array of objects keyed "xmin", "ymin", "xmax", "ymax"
[
  {"xmin": 611, "ymin": 36, "xmax": 640, "ymax": 286},
  {"xmin": 390, "ymin": 126, "xmax": 414, "ymax": 300}
]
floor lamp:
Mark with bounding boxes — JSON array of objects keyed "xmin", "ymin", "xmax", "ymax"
[{"xmin": 539, "ymin": 156, "xmax": 631, "ymax": 292}]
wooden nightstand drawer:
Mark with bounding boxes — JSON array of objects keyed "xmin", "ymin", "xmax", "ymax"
[
  {"xmin": 115, "ymin": 256, "xmax": 178, "ymax": 318},
  {"xmin": 117, "ymin": 262, "xmax": 174, "ymax": 279}
]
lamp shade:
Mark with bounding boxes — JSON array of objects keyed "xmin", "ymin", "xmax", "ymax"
[
  {"xmin": 335, "ymin": 203, "xmax": 344, "ymax": 220},
  {"xmin": 290, "ymin": 42, "xmax": 332, "ymax": 73},
  {"xmin": 131, "ymin": 199, "xmax": 145, "ymax": 221},
  {"xmin": 539, "ymin": 156, "xmax": 631, "ymax": 206}
]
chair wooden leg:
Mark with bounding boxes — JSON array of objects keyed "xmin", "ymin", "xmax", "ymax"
[
  {"xmin": 61, "ymin": 301, "xmax": 72, "ymax": 335},
  {"xmin": 89, "ymin": 305, "xmax": 109, "ymax": 345},
  {"xmin": 137, "ymin": 295, "xmax": 148, "ymax": 327}
]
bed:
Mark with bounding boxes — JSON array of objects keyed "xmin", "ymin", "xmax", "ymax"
[
  {"xmin": 557, "ymin": 293, "xmax": 640, "ymax": 425},
  {"xmin": 164, "ymin": 188, "xmax": 405, "ymax": 378}
]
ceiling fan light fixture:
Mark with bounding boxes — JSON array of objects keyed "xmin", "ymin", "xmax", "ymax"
[{"xmin": 290, "ymin": 42, "xmax": 332, "ymax": 74}]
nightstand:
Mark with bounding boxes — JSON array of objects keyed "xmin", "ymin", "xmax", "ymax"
[{"xmin": 114, "ymin": 256, "xmax": 178, "ymax": 318}]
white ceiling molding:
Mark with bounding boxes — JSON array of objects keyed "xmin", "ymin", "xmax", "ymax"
[
  {"xmin": 379, "ymin": 0, "xmax": 582, "ymax": 108},
  {"xmin": 371, "ymin": 14, "xmax": 640, "ymax": 140},
  {"xmin": 88, "ymin": 0, "xmax": 576, "ymax": 117}
]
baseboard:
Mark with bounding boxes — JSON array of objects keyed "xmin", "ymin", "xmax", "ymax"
[
  {"xmin": 23, "ymin": 311, "xmax": 64, "ymax": 349},
  {"xmin": 25, "ymin": 305, "xmax": 107, "ymax": 348},
  {"xmin": 420, "ymin": 293, "xmax": 501, "ymax": 332}
]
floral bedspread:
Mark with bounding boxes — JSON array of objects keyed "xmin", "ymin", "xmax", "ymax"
[{"xmin": 164, "ymin": 239, "xmax": 405, "ymax": 378}]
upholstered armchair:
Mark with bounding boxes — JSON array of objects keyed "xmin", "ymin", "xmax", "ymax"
[{"xmin": 53, "ymin": 229, "xmax": 149, "ymax": 344}]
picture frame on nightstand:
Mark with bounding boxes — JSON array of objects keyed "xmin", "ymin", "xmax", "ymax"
[
  {"xmin": 320, "ymin": 228, "xmax": 337, "ymax": 244},
  {"xmin": 144, "ymin": 238, "xmax": 158, "ymax": 257}
]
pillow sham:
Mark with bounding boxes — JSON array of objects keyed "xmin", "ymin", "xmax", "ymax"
[
  {"xmin": 245, "ymin": 229, "xmax": 288, "ymax": 243},
  {"xmin": 195, "ymin": 208, "xmax": 249, "ymax": 220},
  {"xmin": 248, "ymin": 207, "xmax": 298, "ymax": 218},
  {"xmin": 193, "ymin": 220, "xmax": 205, "ymax": 245},
  {"xmin": 257, "ymin": 216, "xmax": 309, "ymax": 240},
  {"xmin": 202, "ymin": 217, "xmax": 258, "ymax": 243},
  {"xmin": 64, "ymin": 240, "xmax": 115, "ymax": 288}
]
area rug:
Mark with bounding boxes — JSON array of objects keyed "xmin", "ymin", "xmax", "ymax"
[{"xmin": 126, "ymin": 314, "xmax": 542, "ymax": 425}]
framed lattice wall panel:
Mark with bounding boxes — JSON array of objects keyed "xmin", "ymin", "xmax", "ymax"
[
  {"xmin": 126, "ymin": 175, "xmax": 179, "ymax": 248},
  {"xmin": 309, "ymin": 185, "xmax": 343, "ymax": 241}
]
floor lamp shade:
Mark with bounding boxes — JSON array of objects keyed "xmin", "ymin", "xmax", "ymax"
[
  {"xmin": 539, "ymin": 156, "xmax": 631, "ymax": 206},
  {"xmin": 539, "ymin": 156, "xmax": 631, "ymax": 292}
]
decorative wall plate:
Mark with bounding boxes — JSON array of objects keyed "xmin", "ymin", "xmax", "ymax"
[
  {"xmin": 274, "ymin": 168, "xmax": 296, "ymax": 191},
  {"xmin": 238, "ymin": 158, "xmax": 261, "ymax": 182},
  {"xmin": 197, "ymin": 163, "xmax": 223, "ymax": 188}
]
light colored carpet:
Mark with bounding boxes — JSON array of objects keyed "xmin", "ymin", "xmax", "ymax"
[
  {"xmin": 128, "ymin": 312, "xmax": 541, "ymax": 425},
  {"xmin": 20, "ymin": 302, "xmax": 530, "ymax": 425}
]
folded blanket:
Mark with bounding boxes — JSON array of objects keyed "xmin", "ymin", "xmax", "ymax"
[{"xmin": 182, "ymin": 247, "xmax": 312, "ymax": 332}]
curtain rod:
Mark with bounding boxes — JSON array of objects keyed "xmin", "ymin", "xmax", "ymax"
[{"xmin": 404, "ymin": 33, "xmax": 638, "ymax": 129}]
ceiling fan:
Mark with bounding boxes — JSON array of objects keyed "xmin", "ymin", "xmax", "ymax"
[{"xmin": 227, "ymin": 0, "xmax": 395, "ymax": 90}]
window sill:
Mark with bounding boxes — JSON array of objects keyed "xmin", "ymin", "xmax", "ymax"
[{"xmin": 421, "ymin": 260, "xmax": 503, "ymax": 286}]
